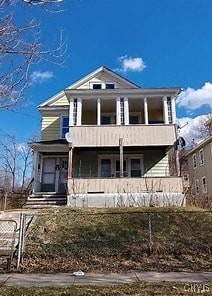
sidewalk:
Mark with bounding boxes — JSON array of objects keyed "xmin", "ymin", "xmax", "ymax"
[{"xmin": 0, "ymin": 272, "xmax": 211, "ymax": 287}]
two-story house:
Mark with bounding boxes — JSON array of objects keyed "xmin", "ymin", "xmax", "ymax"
[
  {"xmin": 185, "ymin": 117, "xmax": 212, "ymax": 197},
  {"xmin": 29, "ymin": 66, "xmax": 184, "ymax": 207}
]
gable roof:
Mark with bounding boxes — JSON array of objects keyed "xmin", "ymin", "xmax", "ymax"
[{"xmin": 39, "ymin": 66, "xmax": 140, "ymax": 108}]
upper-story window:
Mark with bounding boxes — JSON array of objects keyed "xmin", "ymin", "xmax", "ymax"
[
  {"xmin": 90, "ymin": 82, "xmax": 115, "ymax": 89},
  {"xmin": 105, "ymin": 83, "xmax": 115, "ymax": 89},
  {"xmin": 129, "ymin": 115, "xmax": 139, "ymax": 124},
  {"xmin": 199, "ymin": 149, "xmax": 204, "ymax": 165},
  {"xmin": 167, "ymin": 97, "xmax": 173, "ymax": 123},
  {"xmin": 61, "ymin": 116, "xmax": 69, "ymax": 138},
  {"xmin": 92, "ymin": 83, "xmax": 102, "ymax": 89},
  {"xmin": 192, "ymin": 153, "xmax": 197, "ymax": 169}
]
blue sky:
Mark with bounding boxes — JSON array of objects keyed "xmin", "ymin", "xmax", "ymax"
[{"xmin": 1, "ymin": 0, "xmax": 212, "ymax": 143}]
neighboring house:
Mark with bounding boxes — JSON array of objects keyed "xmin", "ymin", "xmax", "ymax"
[
  {"xmin": 185, "ymin": 117, "xmax": 212, "ymax": 197},
  {"xmin": 29, "ymin": 66, "xmax": 184, "ymax": 207}
]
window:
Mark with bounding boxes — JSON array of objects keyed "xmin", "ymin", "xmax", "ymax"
[
  {"xmin": 61, "ymin": 117, "xmax": 69, "ymax": 138},
  {"xmin": 92, "ymin": 83, "xmax": 102, "ymax": 89},
  {"xmin": 131, "ymin": 159, "xmax": 141, "ymax": 177},
  {"xmin": 195, "ymin": 179, "xmax": 199, "ymax": 193},
  {"xmin": 73, "ymin": 98, "xmax": 78, "ymax": 125},
  {"xmin": 120, "ymin": 98, "xmax": 125, "ymax": 125},
  {"xmin": 105, "ymin": 83, "xmax": 115, "ymax": 89},
  {"xmin": 100, "ymin": 159, "xmax": 111, "ymax": 177},
  {"xmin": 192, "ymin": 153, "xmax": 197, "ymax": 169},
  {"xmin": 202, "ymin": 177, "xmax": 207, "ymax": 193},
  {"xmin": 101, "ymin": 116, "xmax": 111, "ymax": 125},
  {"xmin": 199, "ymin": 149, "xmax": 204, "ymax": 165},
  {"xmin": 129, "ymin": 116, "xmax": 139, "ymax": 124},
  {"xmin": 167, "ymin": 97, "xmax": 173, "ymax": 123},
  {"xmin": 115, "ymin": 160, "xmax": 127, "ymax": 177}
]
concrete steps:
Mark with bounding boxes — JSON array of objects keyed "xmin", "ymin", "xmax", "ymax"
[{"xmin": 25, "ymin": 193, "xmax": 67, "ymax": 208}]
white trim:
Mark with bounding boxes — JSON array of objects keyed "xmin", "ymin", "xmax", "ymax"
[
  {"xmin": 69, "ymin": 98, "xmax": 74, "ymax": 126},
  {"xmin": 144, "ymin": 97, "xmax": 148, "ymax": 125},
  {"xmin": 39, "ymin": 66, "xmax": 141, "ymax": 108},
  {"xmin": 124, "ymin": 97, "xmax": 129, "ymax": 125},
  {"xmin": 116, "ymin": 97, "xmax": 121, "ymax": 125},
  {"xmin": 163, "ymin": 96, "xmax": 169, "ymax": 124},
  {"xmin": 171, "ymin": 96, "xmax": 176, "ymax": 124},
  {"xmin": 97, "ymin": 98, "xmax": 101, "ymax": 126},
  {"xmin": 69, "ymin": 66, "xmax": 139, "ymax": 90},
  {"xmin": 77, "ymin": 98, "xmax": 82, "ymax": 126}
]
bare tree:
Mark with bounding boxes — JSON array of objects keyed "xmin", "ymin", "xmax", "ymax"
[
  {"xmin": 0, "ymin": 134, "xmax": 32, "ymax": 192},
  {"xmin": 188, "ymin": 114, "xmax": 211, "ymax": 148},
  {"xmin": 0, "ymin": 0, "xmax": 66, "ymax": 109}
]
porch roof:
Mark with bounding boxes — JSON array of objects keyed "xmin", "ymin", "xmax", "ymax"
[{"xmin": 30, "ymin": 139, "xmax": 69, "ymax": 152}]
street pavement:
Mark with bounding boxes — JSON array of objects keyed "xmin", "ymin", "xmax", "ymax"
[{"xmin": 0, "ymin": 272, "xmax": 211, "ymax": 287}]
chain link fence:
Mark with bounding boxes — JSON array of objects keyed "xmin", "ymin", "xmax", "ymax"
[
  {"xmin": 0, "ymin": 219, "xmax": 18, "ymax": 272},
  {"xmin": 18, "ymin": 209, "xmax": 212, "ymax": 274}
]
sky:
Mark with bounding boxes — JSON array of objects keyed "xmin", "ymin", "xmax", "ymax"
[{"xmin": 1, "ymin": 0, "xmax": 212, "ymax": 144}]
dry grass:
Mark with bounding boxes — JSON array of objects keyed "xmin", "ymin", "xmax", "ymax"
[
  {"xmin": 0, "ymin": 282, "xmax": 211, "ymax": 296},
  {"xmin": 22, "ymin": 207, "xmax": 211, "ymax": 273}
]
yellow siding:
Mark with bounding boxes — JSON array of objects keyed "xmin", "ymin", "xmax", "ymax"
[
  {"xmin": 51, "ymin": 94, "xmax": 69, "ymax": 106},
  {"xmin": 41, "ymin": 116, "xmax": 60, "ymax": 140},
  {"xmin": 144, "ymin": 155, "xmax": 169, "ymax": 177},
  {"xmin": 78, "ymin": 73, "xmax": 126, "ymax": 89}
]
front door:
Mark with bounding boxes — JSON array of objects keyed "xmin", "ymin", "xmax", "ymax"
[
  {"xmin": 41, "ymin": 157, "xmax": 68, "ymax": 193},
  {"xmin": 41, "ymin": 158, "xmax": 56, "ymax": 192}
]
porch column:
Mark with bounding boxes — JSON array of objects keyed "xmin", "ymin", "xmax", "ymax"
[
  {"xmin": 144, "ymin": 97, "xmax": 149, "ymax": 124},
  {"xmin": 171, "ymin": 96, "xmax": 176, "ymax": 123},
  {"xmin": 68, "ymin": 145, "xmax": 73, "ymax": 179},
  {"xmin": 116, "ymin": 97, "xmax": 121, "ymax": 125},
  {"xmin": 77, "ymin": 98, "xmax": 82, "ymax": 126},
  {"xmin": 69, "ymin": 98, "xmax": 74, "ymax": 126},
  {"xmin": 124, "ymin": 97, "xmax": 129, "ymax": 125},
  {"xmin": 163, "ymin": 96, "xmax": 169, "ymax": 124},
  {"xmin": 119, "ymin": 138, "xmax": 124, "ymax": 178},
  {"xmin": 97, "ymin": 98, "xmax": 101, "ymax": 125},
  {"xmin": 32, "ymin": 151, "xmax": 38, "ymax": 193}
]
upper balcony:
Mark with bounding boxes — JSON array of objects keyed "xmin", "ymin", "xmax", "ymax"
[{"xmin": 71, "ymin": 124, "xmax": 176, "ymax": 147}]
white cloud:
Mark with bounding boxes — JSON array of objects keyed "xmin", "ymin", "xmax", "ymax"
[
  {"xmin": 177, "ymin": 114, "xmax": 210, "ymax": 146},
  {"xmin": 177, "ymin": 82, "xmax": 212, "ymax": 110},
  {"xmin": 116, "ymin": 55, "xmax": 146, "ymax": 73},
  {"xmin": 30, "ymin": 71, "xmax": 53, "ymax": 84}
]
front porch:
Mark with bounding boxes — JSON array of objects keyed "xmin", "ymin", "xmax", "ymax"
[{"xmin": 67, "ymin": 177, "xmax": 184, "ymax": 207}]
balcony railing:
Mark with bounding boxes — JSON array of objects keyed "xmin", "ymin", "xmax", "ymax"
[{"xmin": 71, "ymin": 124, "xmax": 176, "ymax": 147}]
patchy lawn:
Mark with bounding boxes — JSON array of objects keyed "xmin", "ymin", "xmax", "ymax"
[
  {"xmin": 0, "ymin": 282, "xmax": 211, "ymax": 296},
  {"xmin": 22, "ymin": 207, "xmax": 211, "ymax": 273}
]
